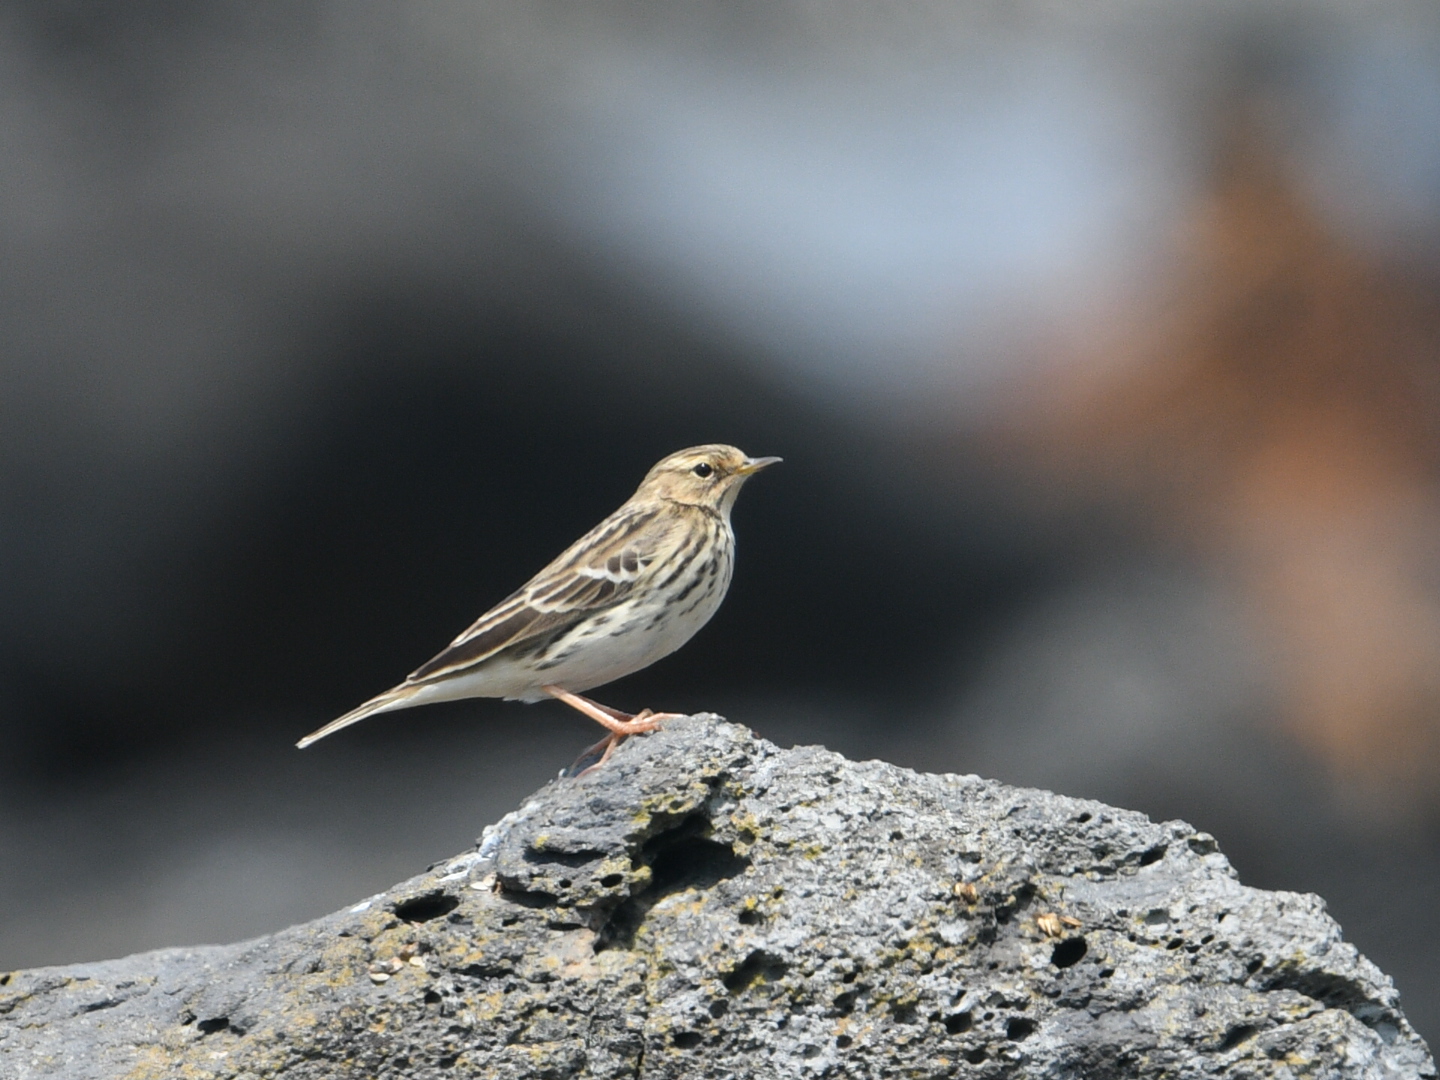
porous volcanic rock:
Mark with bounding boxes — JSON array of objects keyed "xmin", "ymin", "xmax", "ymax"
[{"xmin": 1, "ymin": 715, "xmax": 1432, "ymax": 1078}]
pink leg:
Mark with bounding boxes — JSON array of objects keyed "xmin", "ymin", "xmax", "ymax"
[
  {"xmin": 542, "ymin": 686, "xmax": 683, "ymax": 735},
  {"xmin": 571, "ymin": 732, "xmax": 622, "ymax": 777}
]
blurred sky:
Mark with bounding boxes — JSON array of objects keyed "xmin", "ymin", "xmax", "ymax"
[{"xmin": 3, "ymin": 0, "xmax": 1440, "ymax": 1046}]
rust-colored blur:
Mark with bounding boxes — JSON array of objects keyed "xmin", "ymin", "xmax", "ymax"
[{"xmin": 1002, "ymin": 114, "xmax": 1440, "ymax": 811}]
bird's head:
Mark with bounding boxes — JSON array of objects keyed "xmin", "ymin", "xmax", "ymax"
[{"xmin": 635, "ymin": 445, "xmax": 781, "ymax": 515}]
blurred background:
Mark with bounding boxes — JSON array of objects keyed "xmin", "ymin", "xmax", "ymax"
[{"xmin": 3, "ymin": 0, "xmax": 1439, "ymax": 1043}]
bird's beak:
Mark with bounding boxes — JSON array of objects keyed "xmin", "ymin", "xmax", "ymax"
[{"xmin": 736, "ymin": 456, "xmax": 783, "ymax": 475}]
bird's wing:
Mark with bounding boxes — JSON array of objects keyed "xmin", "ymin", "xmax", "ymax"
[{"xmin": 404, "ymin": 505, "xmax": 666, "ymax": 684}]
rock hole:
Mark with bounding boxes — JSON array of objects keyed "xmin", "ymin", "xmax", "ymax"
[
  {"xmin": 1138, "ymin": 844, "xmax": 1168, "ymax": 866},
  {"xmin": 196, "ymin": 1017, "xmax": 231, "ymax": 1036},
  {"xmin": 1265, "ymin": 969, "xmax": 1372, "ymax": 1015},
  {"xmin": 644, "ymin": 815, "xmax": 749, "ymax": 899},
  {"xmin": 802, "ymin": 1044, "xmax": 822, "ymax": 1059},
  {"xmin": 1051, "ymin": 937, "xmax": 1088, "ymax": 968},
  {"xmin": 943, "ymin": 1011, "xmax": 973, "ymax": 1034},
  {"xmin": 599, "ymin": 873, "xmax": 624, "ymax": 888},
  {"xmin": 1166, "ymin": 938, "xmax": 1184, "ymax": 950},
  {"xmin": 1246, "ymin": 958, "xmax": 1263, "ymax": 975},
  {"xmin": 836, "ymin": 1035, "xmax": 853, "ymax": 1049},
  {"xmin": 423, "ymin": 990, "xmax": 442, "ymax": 1005},
  {"xmin": 0, "ymin": 973, "xmax": 9, "ymax": 986},
  {"xmin": 889, "ymin": 830, "xmax": 904, "ymax": 841},
  {"xmin": 738, "ymin": 908, "xmax": 762, "ymax": 925},
  {"xmin": 1219, "ymin": 1024, "xmax": 1257, "ymax": 1051},
  {"xmin": 596, "ymin": 815, "xmax": 750, "ymax": 950},
  {"xmin": 1099, "ymin": 967, "xmax": 1115, "ymax": 979},
  {"xmin": 498, "ymin": 886, "xmax": 558, "ymax": 909},
  {"xmin": 724, "ymin": 950, "xmax": 789, "ymax": 994},
  {"xmin": 673, "ymin": 1031, "xmax": 703, "ymax": 1049},
  {"xmin": 842, "ymin": 969, "xmax": 858, "ymax": 984},
  {"xmin": 1075, "ymin": 812, "xmax": 1092, "ymax": 823},
  {"xmin": 891, "ymin": 1002, "xmax": 919, "ymax": 1024},
  {"xmin": 1005, "ymin": 1017, "xmax": 1036, "ymax": 1041},
  {"xmin": 994, "ymin": 882, "xmax": 1037, "ymax": 924},
  {"xmin": 1200, "ymin": 934, "xmax": 1214, "ymax": 945},
  {"xmin": 832, "ymin": 989, "xmax": 860, "ymax": 1015},
  {"xmin": 708, "ymin": 999, "xmax": 729, "ymax": 1018},
  {"xmin": 964, "ymin": 1047, "xmax": 987, "ymax": 1064},
  {"xmin": 458, "ymin": 961, "xmax": 515, "ymax": 980},
  {"xmin": 394, "ymin": 892, "xmax": 460, "ymax": 923}
]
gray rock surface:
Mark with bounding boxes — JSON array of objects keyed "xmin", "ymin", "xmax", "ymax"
[{"xmin": 1, "ymin": 715, "xmax": 1433, "ymax": 1079}]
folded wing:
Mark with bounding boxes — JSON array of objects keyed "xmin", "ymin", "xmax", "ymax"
[
  {"xmin": 404, "ymin": 507, "xmax": 664, "ymax": 685},
  {"xmin": 296, "ymin": 504, "xmax": 668, "ymax": 748}
]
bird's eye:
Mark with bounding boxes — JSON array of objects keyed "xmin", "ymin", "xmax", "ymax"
[{"xmin": 692, "ymin": 462, "xmax": 714, "ymax": 478}]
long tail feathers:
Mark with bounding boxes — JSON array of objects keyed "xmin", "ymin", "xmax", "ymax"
[{"xmin": 296, "ymin": 685, "xmax": 424, "ymax": 748}]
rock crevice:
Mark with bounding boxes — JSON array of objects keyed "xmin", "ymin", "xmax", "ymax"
[{"xmin": 1, "ymin": 716, "xmax": 1432, "ymax": 1078}]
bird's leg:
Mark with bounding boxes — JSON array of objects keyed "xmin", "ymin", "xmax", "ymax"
[
  {"xmin": 563, "ymin": 731, "xmax": 620, "ymax": 777},
  {"xmin": 545, "ymin": 686, "xmax": 688, "ymax": 776},
  {"xmin": 542, "ymin": 686, "xmax": 678, "ymax": 734},
  {"xmin": 558, "ymin": 691, "xmax": 639, "ymax": 725}
]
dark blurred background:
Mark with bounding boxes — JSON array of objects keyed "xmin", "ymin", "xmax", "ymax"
[{"xmin": 3, "ymin": 0, "xmax": 1440, "ymax": 1043}]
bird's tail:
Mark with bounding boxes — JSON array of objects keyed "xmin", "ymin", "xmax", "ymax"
[{"xmin": 296, "ymin": 684, "xmax": 424, "ymax": 748}]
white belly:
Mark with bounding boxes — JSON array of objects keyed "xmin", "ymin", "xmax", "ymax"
[
  {"xmin": 414, "ymin": 528, "xmax": 735, "ymax": 706},
  {"xmin": 406, "ymin": 585, "xmax": 729, "ymax": 706},
  {"xmin": 513, "ymin": 579, "xmax": 729, "ymax": 700}
]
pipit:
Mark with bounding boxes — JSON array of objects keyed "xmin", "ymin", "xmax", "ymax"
[{"xmin": 297, "ymin": 445, "xmax": 780, "ymax": 767}]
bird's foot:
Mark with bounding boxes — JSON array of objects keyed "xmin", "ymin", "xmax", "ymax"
[
  {"xmin": 616, "ymin": 707, "xmax": 686, "ymax": 733},
  {"xmin": 565, "ymin": 732, "xmax": 621, "ymax": 777},
  {"xmin": 545, "ymin": 687, "xmax": 686, "ymax": 775},
  {"xmin": 543, "ymin": 686, "xmax": 681, "ymax": 735}
]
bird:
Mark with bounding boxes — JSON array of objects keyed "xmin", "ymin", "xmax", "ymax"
[{"xmin": 296, "ymin": 445, "xmax": 780, "ymax": 768}]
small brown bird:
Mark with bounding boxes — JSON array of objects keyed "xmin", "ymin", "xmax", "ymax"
[{"xmin": 297, "ymin": 445, "xmax": 780, "ymax": 766}]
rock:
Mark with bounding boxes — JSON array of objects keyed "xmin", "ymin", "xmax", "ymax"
[{"xmin": 1, "ymin": 715, "xmax": 1432, "ymax": 1079}]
